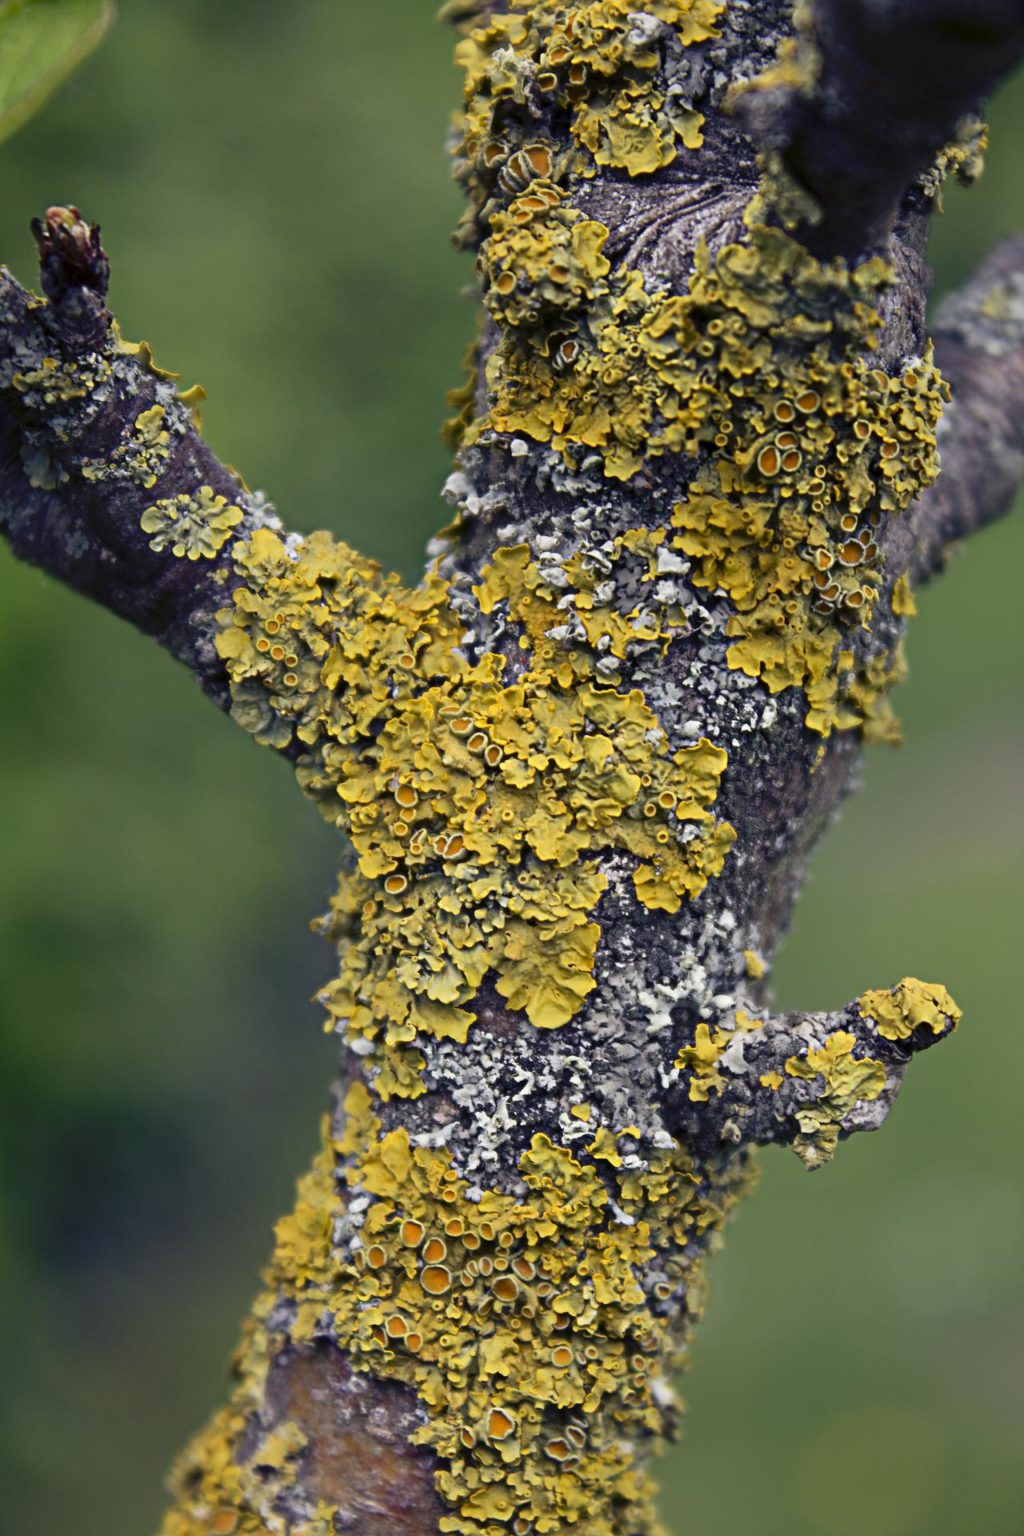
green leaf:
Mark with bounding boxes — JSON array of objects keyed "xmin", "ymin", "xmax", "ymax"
[{"xmin": 0, "ymin": 0, "xmax": 114, "ymax": 148}]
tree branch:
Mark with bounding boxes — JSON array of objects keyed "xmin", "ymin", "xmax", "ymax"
[
  {"xmin": 734, "ymin": 0, "xmax": 1024, "ymax": 256},
  {"xmin": 0, "ymin": 207, "xmax": 279, "ymax": 706}
]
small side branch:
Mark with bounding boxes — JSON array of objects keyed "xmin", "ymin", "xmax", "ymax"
[
  {"xmin": 670, "ymin": 978, "xmax": 961, "ymax": 1169},
  {"xmin": 907, "ymin": 233, "xmax": 1024, "ymax": 579},
  {"xmin": 0, "ymin": 209, "xmax": 279, "ymax": 705}
]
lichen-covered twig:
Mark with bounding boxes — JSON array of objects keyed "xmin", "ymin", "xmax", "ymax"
[
  {"xmin": 670, "ymin": 978, "xmax": 961, "ymax": 1169},
  {"xmin": 1, "ymin": 5, "xmax": 1023, "ymax": 1536},
  {"xmin": 0, "ymin": 207, "xmax": 278, "ymax": 703}
]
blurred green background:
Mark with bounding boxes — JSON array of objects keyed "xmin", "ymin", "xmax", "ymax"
[{"xmin": 0, "ymin": 4, "xmax": 1020, "ymax": 1533}]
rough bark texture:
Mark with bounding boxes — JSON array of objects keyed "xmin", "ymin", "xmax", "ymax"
[{"xmin": 1, "ymin": 5, "xmax": 1022, "ymax": 1536}]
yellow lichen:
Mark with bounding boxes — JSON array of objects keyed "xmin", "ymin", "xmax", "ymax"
[
  {"xmin": 891, "ymin": 572, "xmax": 917, "ymax": 616},
  {"xmin": 919, "ymin": 114, "xmax": 987, "ymax": 204},
  {"xmin": 144, "ymin": 3, "xmax": 965, "ymax": 1528},
  {"xmin": 80, "ymin": 401, "xmax": 172, "ymax": 488},
  {"xmin": 112, "ymin": 323, "xmax": 181, "ymax": 380},
  {"xmin": 12, "ymin": 350, "xmax": 110, "ymax": 405},
  {"xmin": 160, "ymin": 1145, "xmax": 332, "ymax": 1534},
  {"xmin": 481, "ymin": 183, "xmax": 611, "ymax": 332},
  {"xmin": 443, "ymin": 335, "xmax": 482, "ymax": 451},
  {"xmin": 674, "ymin": 1023, "xmax": 729, "ymax": 1101},
  {"xmin": 839, "ymin": 646, "xmax": 907, "ymax": 746},
  {"xmin": 140, "ymin": 485, "xmax": 244, "ymax": 560},
  {"xmin": 743, "ymin": 948, "xmax": 766, "ymax": 981},
  {"xmin": 725, "ymin": 0, "xmax": 819, "ymax": 108},
  {"xmin": 858, "ymin": 977, "xmax": 961, "ymax": 1043},
  {"xmin": 784, "ymin": 1031, "xmax": 887, "ymax": 1169},
  {"xmin": 448, "ymin": 0, "xmax": 945, "ymax": 740}
]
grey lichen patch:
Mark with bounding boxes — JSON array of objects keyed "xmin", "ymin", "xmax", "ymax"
[
  {"xmin": 935, "ymin": 265, "xmax": 1024, "ymax": 358},
  {"xmin": 19, "ymin": 438, "xmax": 67, "ymax": 489}
]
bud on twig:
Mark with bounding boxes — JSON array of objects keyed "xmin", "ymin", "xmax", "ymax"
[{"xmin": 29, "ymin": 206, "xmax": 110, "ymax": 349}]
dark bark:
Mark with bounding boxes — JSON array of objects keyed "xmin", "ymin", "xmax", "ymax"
[{"xmin": 734, "ymin": 0, "xmax": 1024, "ymax": 256}]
